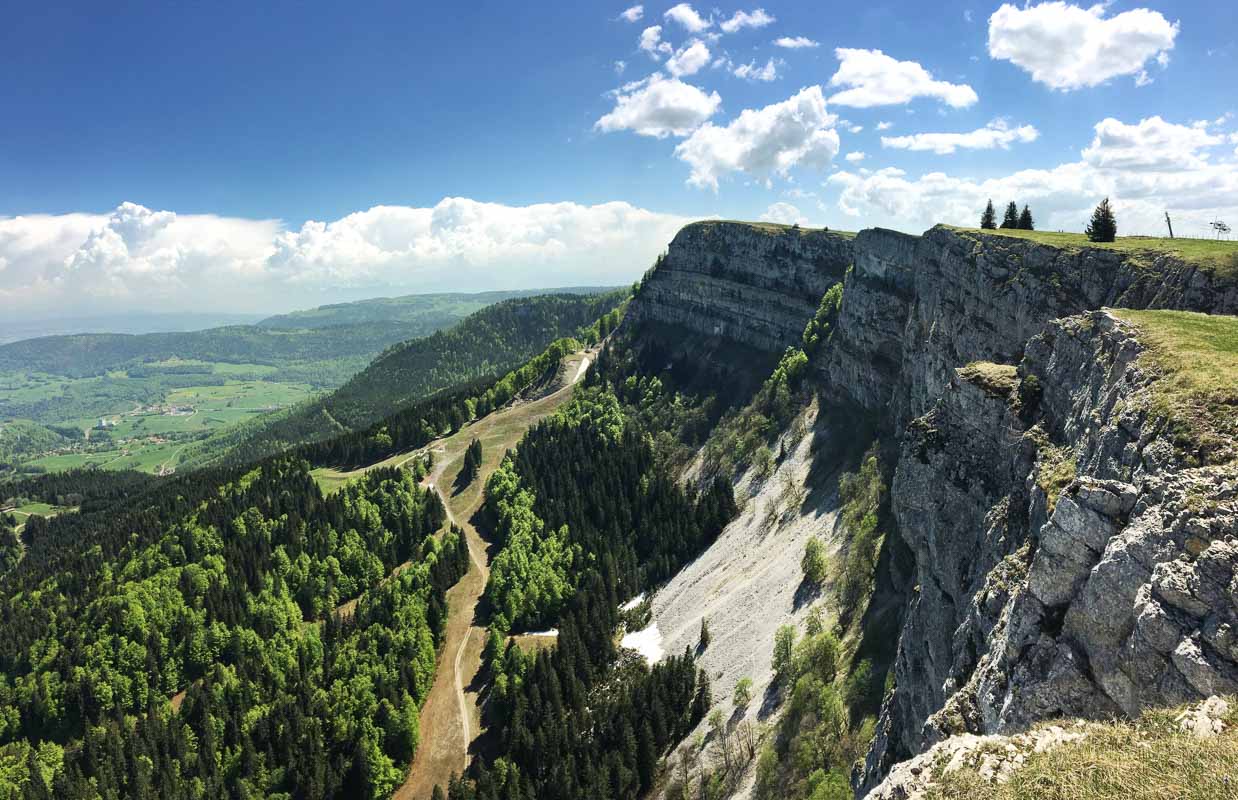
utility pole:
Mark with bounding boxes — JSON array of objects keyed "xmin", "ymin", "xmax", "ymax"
[{"xmin": 1164, "ymin": 211, "xmax": 1174, "ymax": 239}]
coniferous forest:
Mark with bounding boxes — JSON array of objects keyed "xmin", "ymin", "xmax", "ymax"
[
  {"xmin": 441, "ymin": 377, "xmax": 737, "ymax": 800},
  {"xmin": 0, "ymin": 453, "xmax": 468, "ymax": 798}
]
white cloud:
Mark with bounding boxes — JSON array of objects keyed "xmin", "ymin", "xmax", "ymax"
[
  {"xmin": 881, "ymin": 119, "xmax": 1039, "ymax": 154},
  {"xmin": 760, "ymin": 202, "xmax": 808, "ymax": 225},
  {"xmin": 720, "ymin": 8, "xmax": 775, "ymax": 34},
  {"xmin": 964, "ymin": 9, "xmax": 974, "ymax": 23},
  {"xmin": 840, "ymin": 120, "xmax": 863, "ymax": 133},
  {"xmin": 664, "ymin": 3, "xmax": 712, "ymax": 33},
  {"xmin": 596, "ymin": 73, "xmax": 721, "ymax": 137},
  {"xmin": 987, "ymin": 2, "xmax": 1178, "ymax": 90},
  {"xmin": 828, "ymin": 48, "xmax": 978, "ymax": 108},
  {"xmin": 826, "ymin": 115, "xmax": 1238, "ymax": 236},
  {"xmin": 639, "ymin": 25, "xmax": 673, "ymax": 58},
  {"xmin": 614, "ymin": 60, "xmax": 627, "ymax": 74},
  {"xmin": 733, "ymin": 57, "xmax": 781, "ymax": 82},
  {"xmin": 1081, "ymin": 116, "xmax": 1225, "ymax": 172},
  {"xmin": 674, "ymin": 85, "xmax": 840, "ymax": 190},
  {"xmin": 876, "ymin": 120, "xmax": 893, "ymax": 131},
  {"xmin": 845, "ymin": 151, "xmax": 866, "ymax": 162},
  {"xmin": 620, "ymin": 4, "xmax": 644, "ymax": 22},
  {"xmin": 774, "ymin": 36, "xmax": 818, "ymax": 49},
  {"xmin": 667, "ymin": 39, "xmax": 712, "ymax": 77},
  {"xmin": 1, "ymin": 200, "xmax": 694, "ymax": 318}
]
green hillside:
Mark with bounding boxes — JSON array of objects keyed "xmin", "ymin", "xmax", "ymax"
[{"xmin": 183, "ymin": 291, "xmax": 626, "ymax": 467}]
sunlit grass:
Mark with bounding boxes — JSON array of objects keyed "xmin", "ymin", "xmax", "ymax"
[
  {"xmin": 948, "ymin": 226, "xmax": 1238, "ymax": 276},
  {"xmin": 1112, "ymin": 309, "xmax": 1238, "ymax": 464}
]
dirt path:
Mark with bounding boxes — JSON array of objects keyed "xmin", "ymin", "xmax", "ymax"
[{"xmin": 393, "ymin": 349, "xmax": 592, "ymax": 800}]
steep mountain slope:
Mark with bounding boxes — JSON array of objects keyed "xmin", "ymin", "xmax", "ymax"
[
  {"xmin": 597, "ymin": 220, "xmax": 1238, "ymax": 800},
  {"xmin": 186, "ymin": 291, "xmax": 624, "ymax": 467}
]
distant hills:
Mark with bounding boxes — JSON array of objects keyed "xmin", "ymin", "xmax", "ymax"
[
  {"xmin": 184, "ymin": 290, "xmax": 626, "ymax": 467},
  {"xmin": 0, "ymin": 287, "xmax": 617, "ymax": 380}
]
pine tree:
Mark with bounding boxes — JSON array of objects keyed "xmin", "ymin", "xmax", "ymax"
[
  {"xmin": 1000, "ymin": 201, "xmax": 1019, "ymax": 229},
  {"xmin": 1018, "ymin": 205, "xmax": 1034, "ymax": 230},
  {"xmin": 980, "ymin": 199, "xmax": 997, "ymax": 229},
  {"xmin": 698, "ymin": 617, "xmax": 710, "ymax": 651},
  {"xmin": 1085, "ymin": 198, "xmax": 1117, "ymax": 242}
]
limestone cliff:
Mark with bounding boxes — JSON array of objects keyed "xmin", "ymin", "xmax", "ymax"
[
  {"xmin": 630, "ymin": 220, "xmax": 854, "ymax": 354},
  {"xmin": 622, "ymin": 220, "xmax": 1238, "ymax": 799}
]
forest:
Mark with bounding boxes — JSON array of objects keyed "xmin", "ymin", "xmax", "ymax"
[
  {"xmin": 0, "ymin": 450, "xmax": 468, "ymax": 798},
  {"xmin": 440, "ymin": 375, "xmax": 737, "ymax": 800}
]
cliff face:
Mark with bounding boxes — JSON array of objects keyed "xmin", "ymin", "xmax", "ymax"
[
  {"xmin": 630, "ymin": 221, "xmax": 854, "ymax": 354},
  {"xmin": 825, "ymin": 225, "xmax": 1238, "ymax": 428},
  {"xmin": 624, "ymin": 221, "xmax": 1238, "ymax": 798},
  {"xmin": 823, "ymin": 227, "xmax": 1238, "ymax": 792}
]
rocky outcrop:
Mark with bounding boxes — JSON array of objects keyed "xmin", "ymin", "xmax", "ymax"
[
  {"xmin": 861, "ymin": 311, "xmax": 1238, "ymax": 792},
  {"xmin": 825, "ymin": 225, "xmax": 1238, "ymax": 429},
  {"xmin": 631, "ymin": 221, "xmax": 853, "ymax": 354},
  {"xmin": 869, "ymin": 695, "xmax": 1232, "ymax": 800}
]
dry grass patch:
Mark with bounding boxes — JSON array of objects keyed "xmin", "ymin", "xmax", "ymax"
[
  {"xmin": 925, "ymin": 704, "xmax": 1238, "ymax": 800},
  {"xmin": 1112, "ymin": 309, "xmax": 1238, "ymax": 464},
  {"xmin": 958, "ymin": 361, "xmax": 1019, "ymax": 399}
]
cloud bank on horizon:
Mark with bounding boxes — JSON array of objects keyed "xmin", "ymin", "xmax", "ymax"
[
  {"xmin": 0, "ymin": 200, "xmax": 692, "ymax": 319},
  {"xmin": 3, "ymin": 0, "xmax": 1236, "ymax": 318}
]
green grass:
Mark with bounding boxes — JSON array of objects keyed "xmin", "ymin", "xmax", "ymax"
[
  {"xmin": 1111, "ymin": 309, "xmax": 1238, "ymax": 464},
  {"xmin": 924, "ymin": 701, "xmax": 1238, "ymax": 800},
  {"xmin": 947, "ymin": 226, "xmax": 1238, "ymax": 276}
]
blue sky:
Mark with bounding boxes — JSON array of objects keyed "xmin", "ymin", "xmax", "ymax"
[{"xmin": 2, "ymin": 1, "xmax": 1236, "ymax": 317}]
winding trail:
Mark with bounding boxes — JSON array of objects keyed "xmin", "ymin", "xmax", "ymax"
[{"xmin": 392, "ymin": 350, "xmax": 592, "ymax": 800}]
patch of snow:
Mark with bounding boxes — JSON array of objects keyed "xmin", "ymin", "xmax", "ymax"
[
  {"xmin": 621, "ymin": 622, "xmax": 664, "ymax": 662},
  {"xmin": 621, "ymin": 592, "xmax": 646, "ymax": 611},
  {"xmin": 526, "ymin": 628, "xmax": 559, "ymax": 638}
]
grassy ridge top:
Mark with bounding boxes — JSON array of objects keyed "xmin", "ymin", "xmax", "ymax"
[
  {"xmin": 947, "ymin": 225, "xmax": 1238, "ymax": 276},
  {"xmin": 684, "ymin": 219, "xmax": 857, "ymax": 237},
  {"xmin": 1112, "ymin": 308, "xmax": 1238, "ymax": 463}
]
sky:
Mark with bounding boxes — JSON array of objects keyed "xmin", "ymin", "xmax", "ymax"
[{"xmin": 2, "ymin": 0, "xmax": 1236, "ymax": 319}]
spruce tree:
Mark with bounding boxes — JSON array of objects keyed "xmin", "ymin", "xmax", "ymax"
[
  {"xmin": 980, "ymin": 199, "xmax": 997, "ymax": 229},
  {"xmin": 1085, "ymin": 198, "xmax": 1117, "ymax": 242},
  {"xmin": 1018, "ymin": 205, "xmax": 1034, "ymax": 230},
  {"xmin": 1000, "ymin": 201, "xmax": 1019, "ymax": 229}
]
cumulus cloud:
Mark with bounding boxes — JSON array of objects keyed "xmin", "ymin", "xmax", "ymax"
[
  {"xmin": 619, "ymin": 4, "xmax": 644, "ymax": 22},
  {"xmin": 595, "ymin": 73, "xmax": 721, "ymax": 137},
  {"xmin": 881, "ymin": 119, "xmax": 1039, "ymax": 154},
  {"xmin": 674, "ymin": 85, "xmax": 840, "ymax": 190},
  {"xmin": 876, "ymin": 120, "xmax": 893, "ymax": 131},
  {"xmin": 664, "ymin": 3, "xmax": 711, "ymax": 33},
  {"xmin": 827, "ymin": 115, "xmax": 1238, "ymax": 236},
  {"xmin": 828, "ymin": 48, "xmax": 978, "ymax": 108},
  {"xmin": 760, "ymin": 202, "xmax": 808, "ymax": 225},
  {"xmin": 987, "ymin": 2, "xmax": 1178, "ymax": 90},
  {"xmin": 1082, "ymin": 116, "xmax": 1224, "ymax": 171},
  {"xmin": 639, "ymin": 25, "xmax": 674, "ymax": 59},
  {"xmin": 845, "ymin": 151, "xmax": 866, "ymax": 162},
  {"xmin": 667, "ymin": 39, "xmax": 712, "ymax": 77},
  {"xmin": 774, "ymin": 36, "xmax": 818, "ymax": 49},
  {"xmin": 839, "ymin": 120, "xmax": 863, "ymax": 133},
  {"xmin": 733, "ymin": 58, "xmax": 781, "ymax": 82},
  {"xmin": 1, "ymin": 199, "xmax": 695, "ymax": 318},
  {"xmin": 720, "ymin": 9, "xmax": 775, "ymax": 34}
]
